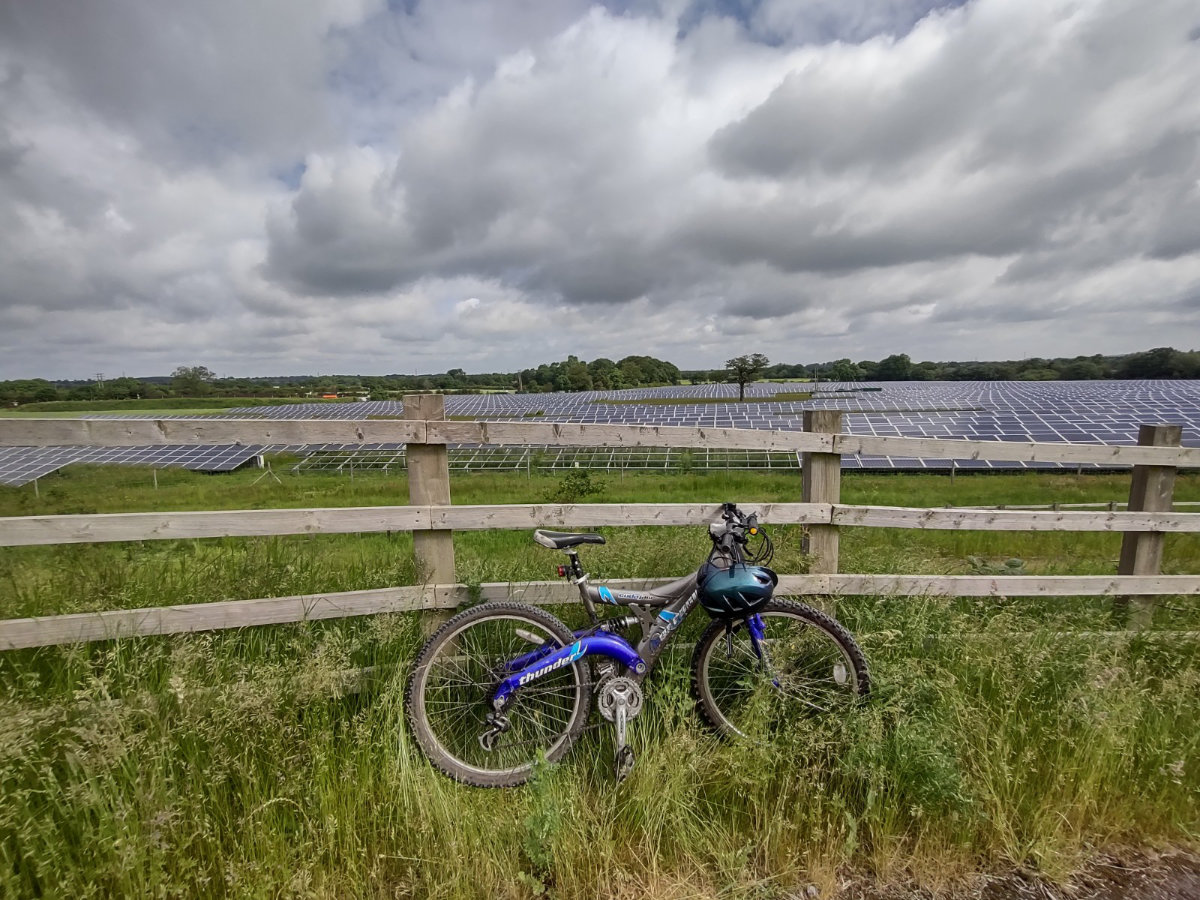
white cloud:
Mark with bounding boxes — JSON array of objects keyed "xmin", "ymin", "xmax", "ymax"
[{"xmin": 1, "ymin": 0, "xmax": 1198, "ymax": 379}]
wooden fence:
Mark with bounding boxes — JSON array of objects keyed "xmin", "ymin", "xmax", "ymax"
[{"xmin": 1, "ymin": 398, "xmax": 1197, "ymax": 650}]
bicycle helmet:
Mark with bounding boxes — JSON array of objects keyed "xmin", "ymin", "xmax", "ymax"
[{"xmin": 696, "ymin": 559, "xmax": 777, "ymax": 617}]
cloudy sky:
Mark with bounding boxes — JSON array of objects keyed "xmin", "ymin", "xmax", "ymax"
[{"xmin": 1, "ymin": 0, "xmax": 1198, "ymax": 379}]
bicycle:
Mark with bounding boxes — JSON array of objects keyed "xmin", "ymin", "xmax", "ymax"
[{"xmin": 405, "ymin": 503, "xmax": 870, "ymax": 787}]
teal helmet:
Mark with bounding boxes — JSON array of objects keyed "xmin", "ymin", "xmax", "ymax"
[{"xmin": 696, "ymin": 560, "xmax": 777, "ymax": 617}]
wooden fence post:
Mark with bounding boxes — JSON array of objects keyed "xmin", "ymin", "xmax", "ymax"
[
  {"xmin": 1117, "ymin": 423, "xmax": 1182, "ymax": 629},
  {"xmin": 405, "ymin": 396, "xmax": 456, "ymax": 624},
  {"xmin": 802, "ymin": 411, "xmax": 842, "ymax": 577}
]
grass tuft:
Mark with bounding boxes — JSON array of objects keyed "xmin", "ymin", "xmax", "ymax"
[{"xmin": 1, "ymin": 466, "xmax": 1198, "ymax": 896}]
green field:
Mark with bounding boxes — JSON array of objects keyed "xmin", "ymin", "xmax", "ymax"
[{"xmin": 2, "ymin": 466, "xmax": 1198, "ymax": 898}]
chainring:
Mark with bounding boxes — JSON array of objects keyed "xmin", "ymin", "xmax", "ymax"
[{"xmin": 596, "ymin": 675, "xmax": 644, "ymax": 722}]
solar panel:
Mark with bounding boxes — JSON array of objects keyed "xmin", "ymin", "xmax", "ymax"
[
  {"xmin": 4, "ymin": 380, "xmax": 1197, "ymax": 485},
  {"xmin": 0, "ymin": 444, "xmax": 265, "ymax": 487}
]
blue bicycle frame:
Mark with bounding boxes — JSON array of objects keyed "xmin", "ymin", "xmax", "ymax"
[
  {"xmin": 492, "ymin": 631, "xmax": 645, "ymax": 706},
  {"xmin": 492, "ymin": 590, "xmax": 769, "ymax": 707}
]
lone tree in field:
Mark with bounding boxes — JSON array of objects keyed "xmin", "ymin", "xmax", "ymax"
[
  {"xmin": 170, "ymin": 365, "xmax": 216, "ymax": 397},
  {"xmin": 725, "ymin": 353, "xmax": 769, "ymax": 401}
]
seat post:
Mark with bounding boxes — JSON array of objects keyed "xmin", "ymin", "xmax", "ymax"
[{"xmin": 565, "ymin": 550, "xmax": 598, "ymax": 623}]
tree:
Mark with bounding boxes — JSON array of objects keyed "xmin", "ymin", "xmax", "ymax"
[
  {"xmin": 0, "ymin": 379, "xmax": 60, "ymax": 405},
  {"xmin": 1116, "ymin": 347, "xmax": 1197, "ymax": 379},
  {"xmin": 875, "ymin": 353, "xmax": 913, "ymax": 381},
  {"xmin": 170, "ymin": 365, "xmax": 216, "ymax": 396},
  {"xmin": 826, "ymin": 359, "xmax": 863, "ymax": 382},
  {"xmin": 725, "ymin": 353, "xmax": 769, "ymax": 401},
  {"xmin": 564, "ymin": 356, "xmax": 593, "ymax": 392},
  {"xmin": 587, "ymin": 358, "xmax": 622, "ymax": 390},
  {"xmin": 98, "ymin": 376, "xmax": 145, "ymax": 400}
]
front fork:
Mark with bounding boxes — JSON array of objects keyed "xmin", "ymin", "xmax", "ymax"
[{"xmin": 742, "ymin": 613, "xmax": 781, "ymax": 688}]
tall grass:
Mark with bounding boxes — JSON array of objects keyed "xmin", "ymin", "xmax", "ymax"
[
  {"xmin": 1, "ymin": 467, "xmax": 1198, "ymax": 897},
  {"xmin": 2, "ymin": 604, "xmax": 1196, "ymax": 898}
]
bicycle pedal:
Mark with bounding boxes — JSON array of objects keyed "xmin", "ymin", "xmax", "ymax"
[{"xmin": 614, "ymin": 746, "xmax": 635, "ymax": 781}]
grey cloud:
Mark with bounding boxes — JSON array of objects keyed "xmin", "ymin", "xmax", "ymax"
[
  {"xmin": 266, "ymin": 11, "xmax": 692, "ymax": 302},
  {"xmin": 1148, "ymin": 192, "xmax": 1200, "ymax": 261},
  {"xmin": 712, "ymin": 1, "xmax": 1197, "ymax": 180},
  {"xmin": 3, "ymin": 0, "xmax": 1200, "ymax": 379},
  {"xmin": 0, "ymin": 0, "xmax": 356, "ymax": 164}
]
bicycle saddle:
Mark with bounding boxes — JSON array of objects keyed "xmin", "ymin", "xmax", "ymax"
[{"xmin": 533, "ymin": 530, "xmax": 607, "ymax": 550}]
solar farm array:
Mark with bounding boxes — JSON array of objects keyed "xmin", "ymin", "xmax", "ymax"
[{"xmin": 1, "ymin": 380, "xmax": 1198, "ymax": 486}]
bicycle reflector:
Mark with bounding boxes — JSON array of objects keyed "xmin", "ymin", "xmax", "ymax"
[{"xmin": 556, "ymin": 565, "xmax": 568, "ymax": 578}]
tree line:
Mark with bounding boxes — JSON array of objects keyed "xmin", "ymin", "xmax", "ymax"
[
  {"xmin": 683, "ymin": 347, "xmax": 1200, "ymax": 384},
  {"xmin": 0, "ymin": 356, "xmax": 683, "ymax": 405},
  {"xmin": 2, "ymin": 347, "xmax": 1197, "ymax": 406}
]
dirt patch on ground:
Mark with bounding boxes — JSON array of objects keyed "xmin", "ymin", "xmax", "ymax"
[{"xmin": 835, "ymin": 849, "xmax": 1200, "ymax": 899}]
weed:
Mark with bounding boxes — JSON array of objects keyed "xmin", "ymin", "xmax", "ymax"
[{"xmin": 545, "ymin": 469, "xmax": 607, "ymax": 504}]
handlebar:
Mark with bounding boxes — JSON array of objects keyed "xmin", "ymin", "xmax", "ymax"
[
  {"xmin": 709, "ymin": 503, "xmax": 753, "ymax": 560},
  {"xmin": 707, "ymin": 502, "xmax": 773, "ymax": 567}
]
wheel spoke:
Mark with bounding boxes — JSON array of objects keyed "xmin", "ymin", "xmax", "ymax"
[
  {"xmin": 407, "ymin": 606, "xmax": 591, "ymax": 786},
  {"xmin": 695, "ymin": 602, "xmax": 867, "ymax": 739}
]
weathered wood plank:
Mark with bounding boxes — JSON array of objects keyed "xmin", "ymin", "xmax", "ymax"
[
  {"xmin": 5, "ymin": 575, "xmax": 1199, "ymax": 650},
  {"xmin": 1117, "ymin": 424, "xmax": 1183, "ymax": 628},
  {"xmin": 811, "ymin": 574, "xmax": 1200, "ymax": 596},
  {"xmin": 406, "ymin": 395, "xmax": 455, "ymax": 587},
  {"xmin": 0, "ymin": 585, "xmax": 461, "ymax": 650},
  {"xmin": 0, "ymin": 418, "xmax": 426, "ymax": 447},
  {"xmin": 429, "ymin": 420, "xmax": 836, "ymax": 452},
  {"xmin": 0, "ymin": 578, "xmax": 678, "ymax": 650},
  {"xmin": 802, "ymin": 411, "xmax": 842, "ymax": 575},
  {"xmin": 832, "ymin": 505, "xmax": 1200, "ymax": 532},
  {"xmin": 432, "ymin": 502, "xmax": 832, "ymax": 530},
  {"xmin": 0, "ymin": 502, "xmax": 832, "ymax": 546},
  {"xmin": 835, "ymin": 433, "xmax": 1200, "ymax": 467},
  {"xmin": 4, "ymin": 501, "xmax": 1195, "ymax": 547},
  {"xmin": 0, "ymin": 507, "xmax": 432, "ymax": 546},
  {"xmin": 475, "ymin": 579, "xmax": 676, "ymax": 605}
]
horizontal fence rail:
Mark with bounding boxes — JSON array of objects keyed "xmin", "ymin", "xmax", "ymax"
[
  {"xmin": 829, "ymin": 505, "xmax": 1200, "ymax": 532},
  {"xmin": 5, "ymin": 574, "xmax": 1200, "ymax": 651},
  {"xmin": 0, "ymin": 503, "xmax": 829, "ymax": 546},
  {"xmin": 2, "ymin": 407, "xmax": 1197, "ymax": 650},
  {"xmin": 3, "ymin": 418, "xmax": 1199, "ymax": 467},
  {"xmin": 3, "ymin": 502, "xmax": 1200, "ymax": 547}
]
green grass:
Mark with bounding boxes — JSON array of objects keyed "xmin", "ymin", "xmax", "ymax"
[{"xmin": 1, "ymin": 466, "xmax": 1198, "ymax": 897}]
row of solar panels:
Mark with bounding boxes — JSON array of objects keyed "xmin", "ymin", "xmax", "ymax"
[
  {"xmin": 3, "ymin": 380, "xmax": 1197, "ymax": 486},
  {"xmin": 79, "ymin": 379, "xmax": 1200, "ymax": 422}
]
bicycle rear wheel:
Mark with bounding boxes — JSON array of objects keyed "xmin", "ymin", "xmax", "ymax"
[
  {"xmin": 691, "ymin": 599, "xmax": 869, "ymax": 739},
  {"xmin": 405, "ymin": 602, "xmax": 592, "ymax": 787}
]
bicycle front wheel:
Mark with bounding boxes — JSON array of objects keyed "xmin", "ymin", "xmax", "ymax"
[
  {"xmin": 691, "ymin": 599, "xmax": 869, "ymax": 740},
  {"xmin": 405, "ymin": 602, "xmax": 592, "ymax": 787}
]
